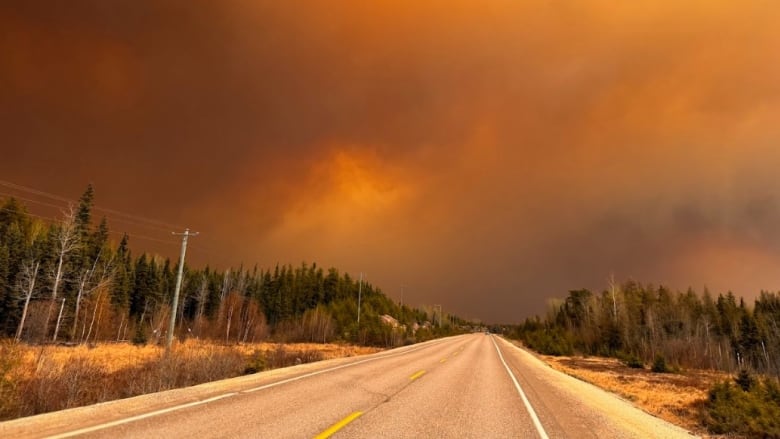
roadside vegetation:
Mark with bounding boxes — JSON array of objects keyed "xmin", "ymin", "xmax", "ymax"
[
  {"xmin": 507, "ymin": 278, "xmax": 780, "ymax": 437},
  {"xmin": 529, "ymin": 350, "xmax": 721, "ymax": 433},
  {"xmin": 0, "ymin": 186, "xmax": 474, "ymax": 421},
  {"xmin": 704, "ymin": 370, "xmax": 780, "ymax": 437},
  {"xmin": 0, "ymin": 339, "xmax": 379, "ymax": 421}
]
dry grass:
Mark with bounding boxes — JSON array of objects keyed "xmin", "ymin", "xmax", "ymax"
[
  {"xmin": 232, "ymin": 342, "xmax": 380, "ymax": 360},
  {"xmin": 12, "ymin": 341, "xmax": 378, "ymax": 377},
  {"xmin": 0, "ymin": 340, "xmax": 381, "ymax": 421},
  {"xmin": 536, "ymin": 353, "xmax": 727, "ymax": 434}
]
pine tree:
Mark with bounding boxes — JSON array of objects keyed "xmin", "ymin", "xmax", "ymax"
[
  {"xmin": 0, "ymin": 244, "xmax": 13, "ymax": 335},
  {"xmin": 112, "ymin": 234, "xmax": 133, "ymax": 309},
  {"xmin": 75, "ymin": 184, "xmax": 94, "ymax": 241},
  {"xmin": 2, "ymin": 223, "xmax": 24, "ymax": 295},
  {"xmin": 735, "ymin": 313, "xmax": 761, "ymax": 367},
  {"xmin": 89, "ymin": 217, "xmax": 109, "ymax": 261},
  {"xmin": 0, "ymin": 198, "xmax": 28, "ymax": 238},
  {"xmin": 130, "ymin": 254, "xmax": 150, "ymax": 318}
]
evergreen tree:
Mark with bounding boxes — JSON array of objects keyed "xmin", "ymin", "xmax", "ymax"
[
  {"xmin": 74, "ymin": 184, "xmax": 94, "ymax": 242},
  {"xmin": 0, "ymin": 244, "xmax": 12, "ymax": 335},
  {"xmin": 735, "ymin": 312, "xmax": 761, "ymax": 367}
]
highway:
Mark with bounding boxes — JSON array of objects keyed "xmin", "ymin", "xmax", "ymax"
[{"xmin": 1, "ymin": 334, "xmax": 694, "ymax": 438}]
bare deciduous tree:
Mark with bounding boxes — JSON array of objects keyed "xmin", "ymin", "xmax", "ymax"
[
  {"xmin": 15, "ymin": 259, "xmax": 40, "ymax": 342},
  {"xmin": 194, "ymin": 275, "xmax": 209, "ymax": 338},
  {"xmin": 608, "ymin": 273, "xmax": 618, "ymax": 322},
  {"xmin": 44, "ymin": 206, "xmax": 79, "ymax": 339},
  {"xmin": 72, "ymin": 252, "xmax": 115, "ymax": 343},
  {"xmin": 223, "ymin": 292, "xmax": 241, "ymax": 344}
]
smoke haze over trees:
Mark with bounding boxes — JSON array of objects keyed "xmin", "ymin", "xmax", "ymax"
[
  {"xmin": 512, "ymin": 280, "xmax": 780, "ymax": 377},
  {"xmin": 0, "ymin": 188, "xmax": 464, "ymax": 347}
]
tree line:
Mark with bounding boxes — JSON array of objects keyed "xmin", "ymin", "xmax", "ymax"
[
  {"xmin": 509, "ymin": 276, "xmax": 780, "ymax": 376},
  {"xmin": 0, "ymin": 186, "xmax": 464, "ymax": 347}
]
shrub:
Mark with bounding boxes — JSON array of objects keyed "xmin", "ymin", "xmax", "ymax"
[
  {"xmin": 703, "ymin": 377, "xmax": 780, "ymax": 438},
  {"xmin": 521, "ymin": 329, "xmax": 573, "ymax": 356},
  {"xmin": 263, "ymin": 344, "xmax": 325, "ymax": 369},
  {"xmin": 244, "ymin": 349, "xmax": 268, "ymax": 374},
  {"xmin": 625, "ymin": 355, "xmax": 644, "ymax": 369},
  {"xmin": 132, "ymin": 324, "xmax": 147, "ymax": 345},
  {"xmin": 615, "ymin": 351, "xmax": 644, "ymax": 369},
  {"xmin": 651, "ymin": 355, "xmax": 669, "ymax": 373},
  {"xmin": 736, "ymin": 369, "xmax": 755, "ymax": 392}
]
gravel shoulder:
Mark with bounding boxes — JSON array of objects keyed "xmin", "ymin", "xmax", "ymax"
[
  {"xmin": 502, "ymin": 340, "xmax": 696, "ymax": 438},
  {"xmin": 499, "ymin": 337, "xmax": 705, "ymax": 438}
]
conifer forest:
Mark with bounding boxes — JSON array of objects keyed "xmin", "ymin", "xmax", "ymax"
[
  {"xmin": 0, "ymin": 186, "xmax": 461, "ymax": 348},
  {"xmin": 512, "ymin": 279, "xmax": 780, "ymax": 377}
]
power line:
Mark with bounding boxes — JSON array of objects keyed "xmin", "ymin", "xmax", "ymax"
[
  {"xmin": 0, "ymin": 180, "xmax": 72, "ymax": 204},
  {"xmin": 0, "ymin": 206, "xmax": 59, "ymax": 223},
  {"xmin": 0, "ymin": 180, "xmax": 239, "ymax": 267},
  {"xmin": 188, "ymin": 243, "xmax": 234, "ymax": 266},
  {"xmin": 0, "ymin": 191, "xmax": 68, "ymax": 211},
  {"xmin": 0, "ymin": 204, "xmax": 181, "ymax": 248},
  {"xmin": 0, "ymin": 179, "xmax": 185, "ymax": 231},
  {"xmin": 106, "ymin": 230, "xmax": 180, "ymax": 247},
  {"xmin": 2, "ymin": 202, "xmax": 235, "ymax": 264},
  {"xmin": 0, "ymin": 190, "xmax": 179, "ymax": 235}
]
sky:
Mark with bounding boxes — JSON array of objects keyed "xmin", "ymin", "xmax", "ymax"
[{"xmin": 1, "ymin": 1, "xmax": 780, "ymax": 322}]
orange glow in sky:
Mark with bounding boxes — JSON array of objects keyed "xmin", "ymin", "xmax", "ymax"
[{"xmin": 2, "ymin": 1, "xmax": 780, "ymax": 320}]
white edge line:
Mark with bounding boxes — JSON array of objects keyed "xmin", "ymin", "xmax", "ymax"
[
  {"xmin": 45, "ymin": 336, "xmax": 455, "ymax": 438},
  {"xmin": 491, "ymin": 336, "xmax": 550, "ymax": 439},
  {"xmin": 45, "ymin": 393, "xmax": 237, "ymax": 439}
]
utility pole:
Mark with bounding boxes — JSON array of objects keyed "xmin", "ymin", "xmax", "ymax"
[
  {"xmin": 167, "ymin": 228, "xmax": 198, "ymax": 353},
  {"xmin": 357, "ymin": 272, "xmax": 363, "ymax": 327},
  {"xmin": 434, "ymin": 304, "xmax": 442, "ymax": 327},
  {"xmin": 400, "ymin": 284, "xmax": 406, "ymax": 307}
]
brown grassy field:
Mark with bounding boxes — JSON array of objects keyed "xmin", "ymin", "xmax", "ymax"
[
  {"xmin": 12, "ymin": 341, "xmax": 379, "ymax": 375},
  {"xmin": 0, "ymin": 340, "xmax": 380, "ymax": 421},
  {"xmin": 535, "ymin": 353, "xmax": 728, "ymax": 435}
]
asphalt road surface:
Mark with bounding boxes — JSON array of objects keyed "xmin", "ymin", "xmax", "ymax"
[{"xmin": 1, "ymin": 334, "xmax": 695, "ymax": 438}]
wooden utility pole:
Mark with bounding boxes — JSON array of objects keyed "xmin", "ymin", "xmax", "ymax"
[
  {"xmin": 166, "ymin": 228, "xmax": 198, "ymax": 353},
  {"xmin": 357, "ymin": 272, "xmax": 363, "ymax": 327}
]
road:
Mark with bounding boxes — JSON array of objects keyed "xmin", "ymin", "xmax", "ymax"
[{"xmin": 1, "ymin": 334, "xmax": 695, "ymax": 438}]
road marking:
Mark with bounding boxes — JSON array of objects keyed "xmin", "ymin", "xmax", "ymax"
[
  {"xmin": 44, "ymin": 393, "xmax": 238, "ymax": 439},
  {"xmin": 244, "ymin": 338, "xmax": 445, "ymax": 393},
  {"xmin": 440, "ymin": 358, "xmax": 447, "ymax": 363},
  {"xmin": 44, "ymin": 336, "xmax": 458, "ymax": 438},
  {"xmin": 314, "ymin": 411, "xmax": 363, "ymax": 439},
  {"xmin": 491, "ymin": 336, "xmax": 550, "ymax": 439},
  {"xmin": 409, "ymin": 370, "xmax": 426, "ymax": 380}
]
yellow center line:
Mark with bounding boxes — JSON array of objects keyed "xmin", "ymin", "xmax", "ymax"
[
  {"xmin": 440, "ymin": 358, "xmax": 447, "ymax": 363},
  {"xmin": 314, "ymin": 411, "xmax": 363, "ymax": 439},
  {"xmin": 409, "ymin": 370, "xmax": 427, "ymax": 380}
]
